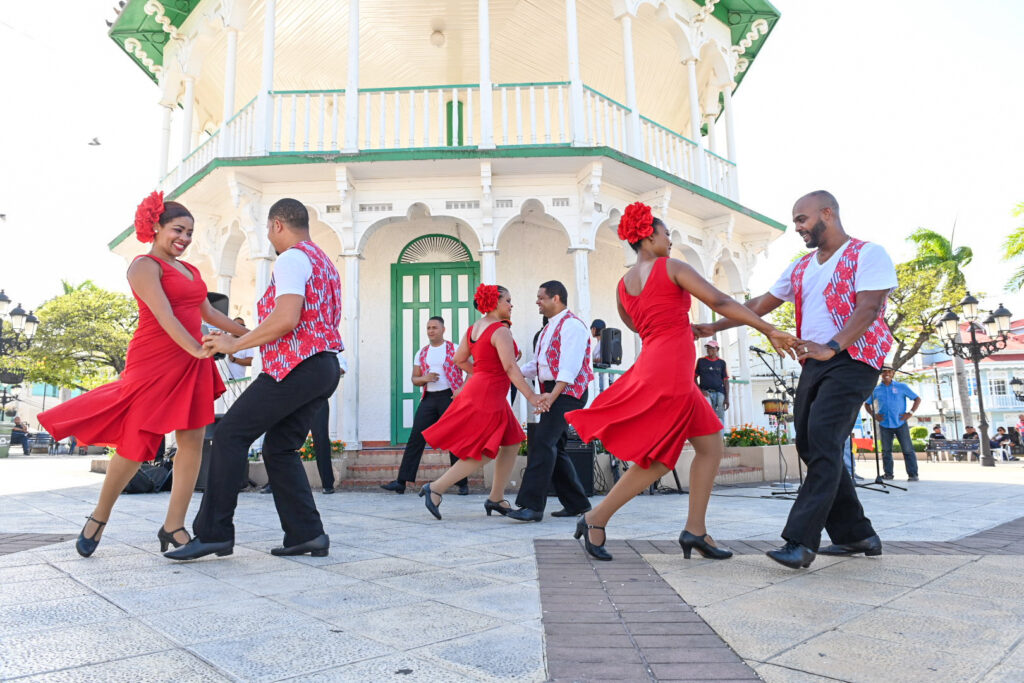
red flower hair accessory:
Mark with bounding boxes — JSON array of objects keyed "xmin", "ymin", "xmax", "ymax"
[
  {"xmin": 134, "ymin": 191, "xmax": 165, "ymax": 243},
  {"xmin": 474, "ymin": 284, "xmax": 501, "ymax": 313},
  {"xmin": 618, "ymin": 202, "xmax": 655, "ymax": 243}
]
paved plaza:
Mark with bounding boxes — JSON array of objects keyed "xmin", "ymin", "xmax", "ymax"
[{"xmin": 1, "ymin": 456, "xmax": 1023, "ymax": 682}]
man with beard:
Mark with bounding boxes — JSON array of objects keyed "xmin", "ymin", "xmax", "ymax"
[{"xmin": 695, "ymin": 190, "xmax": 897, "ymax": 568}]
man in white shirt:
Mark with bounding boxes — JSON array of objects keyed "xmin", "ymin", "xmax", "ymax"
[
  {"xmin": 508, "ymin": 281, "xmax": 593, "ymax": 522},
  {"xmin": 225, "ymin": 317, "xmax": 254, "ymax": 380},
  {"xmin": 381, "ymin": 317, "xmax": 468, "ymax": 495},
  {"xmin": 695, "ymin": 191, "xmax": 895, "ymax": 569}
]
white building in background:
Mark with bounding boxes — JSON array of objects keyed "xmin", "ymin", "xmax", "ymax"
[{"xmin": 105, "ymin": 0, "xmax": 786, "ymax": 450}]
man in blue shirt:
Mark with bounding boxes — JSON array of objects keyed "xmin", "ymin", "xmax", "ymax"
[{"xmin": 864, "ymin": 366, "xmax": 921, "ymax": 481}]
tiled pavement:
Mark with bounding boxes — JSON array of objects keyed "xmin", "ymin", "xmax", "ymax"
[{"xmin": 1, "ymin": 456, "xmax": 1023, "ymax": 681}]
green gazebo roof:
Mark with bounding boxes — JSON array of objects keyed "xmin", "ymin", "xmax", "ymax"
[{"xmin": 108, "ymin": 0, "xmax": 202, "ymax": 84}]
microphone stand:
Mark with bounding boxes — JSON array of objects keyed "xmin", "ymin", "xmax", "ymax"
[{"xmin": 750, "ymin": 348, "xmax": 803, "ymax": 499}]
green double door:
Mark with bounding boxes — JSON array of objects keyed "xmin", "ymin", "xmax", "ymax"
[{"xmin": 391, "ymin": 261, "xmax": 479, "ymax": 443}]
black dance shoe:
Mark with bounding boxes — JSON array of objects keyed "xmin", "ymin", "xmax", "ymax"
[
  {"xmin": 380, "ymin": 480, "xmax": 406, "ymax": 494},
  {"xmin": 818, "ymin": 534, "xmax": 882, "ymax": 557},
  {"xmin": 419, "ymin": 483, "xmax": 442, "ymax": 520},
  {"xmin": 551, "ymin": 506, "xmax": 592, "ymax": 518},
  {"xmin": 574, "ymin": 515, "xmax": 612, "ymax": 561},
  {"xmin": 766, "ymin": 541, "xmax": 815, "ymax": 569},
  {"xmin": 506, "ymin": 507, "xmax": 543, "ymax": 522},
  {"xmin": 164, "ymin": 537, "xmax": 234, "ymax": 561},
  {"xmin": 678, "ymin": 530, "xmax": 733, "ymax": 560},
  {"xmin": 322, "ymin": 487, "xmax": 335, "ymax": 494},
  {"xmin": 271, "ymin": 533, "xmax": 330, "ymax": 557},
  {"xmin": 158, "ymin": 526, "xmax": 191, "ymax": 552},
  {"xmin": 76, "ymin": 516, "xmax": 107, "ymax": 558},
  {"xmin": 484, "ymin": 499, "xmax": 511, "ymax": 516},
  {"xmin": 457, "ymin": 483, "xmax": 470, "ymax": 496}
]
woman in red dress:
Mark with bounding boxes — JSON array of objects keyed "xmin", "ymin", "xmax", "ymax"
[
  {"xmin": 38, "ymin": 193, "xmax": 248, "ymax": 557},
  {"xmin": 419, "ymin": 285, "xmax": 548, "ymax": 519},
  {"xmin": 566, "ymin": 203, "xmax": 799, "ymax": 561}
]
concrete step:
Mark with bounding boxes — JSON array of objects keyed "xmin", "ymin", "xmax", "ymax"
[
  {"xmin": 715, "ymin": 465, "xmax": 763, "ymax": 485},
  {"xmin": 345, "ymin": 462, "xmax": 453, "ymax": 479}
]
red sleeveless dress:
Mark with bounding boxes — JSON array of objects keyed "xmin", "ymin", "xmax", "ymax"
[
  {"xmin": 422, "ymin": 321, "xmax": 525, "ymax": 460},
  {"xmin": 38, "ymin": 256, "xmax": 225, "ymax": 462},
  {"xmin": 566, "ymin": 257, "xmax": 721, "ymax": 469}
]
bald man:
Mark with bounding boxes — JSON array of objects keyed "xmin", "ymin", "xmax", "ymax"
[{"xmin": 695, "ymin": 190, "xmax": 897, "ymax": 569}]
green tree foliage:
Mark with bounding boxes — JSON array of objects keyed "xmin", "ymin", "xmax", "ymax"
[
  {"xmin": 1002, "ymin": 203, "xmax": 1024, "ymax": 291},
  {"xmin": 905, "ymin": 227, "xmax": 973, "ymax": 286},
  {"xmin": 886, "ymin": 263, "xmax": 965, "ymax": 370},
  {"xmin": 22, "ymin": 283, "xmax": 137, "ymax": 390}
]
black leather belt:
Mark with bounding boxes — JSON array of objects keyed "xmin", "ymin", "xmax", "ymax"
[{"xmin": 425, "ymin": 388, "xmax": 453, "ymax": 396}]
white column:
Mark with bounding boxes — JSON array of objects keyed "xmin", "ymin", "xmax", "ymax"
[
  {"xmin": 565, "ymin": 0, "xmax": 586, "ymax": 146},
  {"xmin": 704, "ymin": 114, "xmax": 718, "ymax": 154},
  {"xmin": 341, "ymin": 253, "xmax": 361, "ymax": 451},
  {"xmin": 479, "ymin": 247, "xmax": 498, "ymax": 284},
  {"xmin": 684, "ymin": 59, "xmax": 707, "ymax": 186},
  {"xmin": 219, "ymin": 27, "xmax": 239, "ymax": 157},
  {"xmin": 251, "ymin": 255, "xmax": 274, "ymax": 374},
  {"xmin": 343, "ymin": 0, "xmax": 360, "ymax": 152},
  {"xmin": 180, "ymin": 76, "xmax": 196, "ymax": 163},
  {"xmin": 735, "ymin": 324, "xmax": 754, "ymax": 426},
  {"xmin": 158, "ymin": 105, "xmax": 172, "ymax": 180},
  {"xmin": 478, "ymin": 0, "xmax": 494, "ymax": 149},
  {"xmin": 619, "ymin": 14, "xmax": 641, "ymax": 156},
  {"xmin": 722, "ymin": 84, "xmax": 738, "ymax": 197},
  {"xmin": 254, "ymin": 0, "xmax": 277, "ymax": 156},
  {"xmin": 571, "ymin": 247, "xmax": 593, "ymax": 327},
  {"xmin": 216, "ymin": 275, "xmax": 232, "ymax": 298}
]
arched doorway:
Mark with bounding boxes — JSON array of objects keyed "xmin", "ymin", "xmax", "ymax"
[{"xmin": 391, "ymin": 234, "xmax": 480, "ymax": 443}]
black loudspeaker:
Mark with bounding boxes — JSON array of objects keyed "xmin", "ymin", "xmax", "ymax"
[
  {"xmin": 599, "ymin": 328, "xmax": 622, "ymax": 366},
  {"xmin": 195, "ymin": 414, "xmax": 249, "ymax": 492},
  {"xmin": 207, "ymin": 292, "xmax": 229, "ymax": 316},
  {"xmin": 527, "ymin": 423, "xmax": 596, "ymax": 497}
]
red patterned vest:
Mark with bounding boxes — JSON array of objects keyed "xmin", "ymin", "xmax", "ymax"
[
  {"xmin": 543, "ymin": 311, "xmax": 594, "ymax": 399},
  {"xmin": 257, "ymin": 241, "xmax": 343, "ymax": 381},
  {"xmin": 417, "ymin": 341, "xmax": 465, "ymax": 397},
  {"xmin": 791, "ymin": 238, "xmax": 893, "ymax": 370}
]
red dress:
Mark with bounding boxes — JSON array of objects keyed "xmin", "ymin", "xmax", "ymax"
[
  {"xmin": 566, "ymin": 257, "xmax": 721, "ymax": 469},
  {"xmin": 38, "ymin": 256, "xmax": 225, "ymax": 462},
  {"xmin": 422, "ymin": 321, "xmax": 525, "ymax": 460}
]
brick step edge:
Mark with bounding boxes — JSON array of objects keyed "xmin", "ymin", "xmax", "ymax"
[
  {"xmin": 347, "ymin": 464, "xmax": 454, "ymax": 474},
  {"xmin": 339, "ymin": 478, "xmax": 485, "ymax": 489}
]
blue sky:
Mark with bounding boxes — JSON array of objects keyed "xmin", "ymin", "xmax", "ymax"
[{"xmin": 1, "ymin": 0, "xmax": 1022, "ymax": 322}]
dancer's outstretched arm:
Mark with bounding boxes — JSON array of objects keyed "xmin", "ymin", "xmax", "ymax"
[{"xmin": 493, "ymin": 326, "xmax": 548, "ymax": 411}]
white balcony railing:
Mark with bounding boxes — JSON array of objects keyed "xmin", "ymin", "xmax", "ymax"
[{"xmin": 164, "ymin": 83, "xmax": 739, "ymax": 200}]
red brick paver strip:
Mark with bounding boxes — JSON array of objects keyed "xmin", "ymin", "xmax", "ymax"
[
  {"xmin": 536, "ymin": 539, "xmax": 759, "ymax": 682},
  {"xmin": 0, "ymin": 533, "xmax": 75, "ymax": 556}
]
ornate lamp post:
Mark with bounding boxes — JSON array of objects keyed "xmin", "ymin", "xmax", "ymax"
[
  {"xmin": 0, "ymin": 290, "xmax": 39, "ymax": 358},
  {"xmin": 1010, "ymin": 377, "xmax": 1024, "ymax": 403},
  {"xmin": 938, "ymin": 293, "xmax": 1013, "ymax": 467}
]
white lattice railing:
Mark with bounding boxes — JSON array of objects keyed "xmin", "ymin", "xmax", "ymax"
[
  {"xmin": 493, "ymin": 82, "xmax": 571, "ymax": 146},
  {"xmin": 165, "ymin": 82, "xmax": 739, "ymax": 200}
]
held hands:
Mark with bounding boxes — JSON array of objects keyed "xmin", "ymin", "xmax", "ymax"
[
  {"xmin": 528, "ymin": 392, "xmax": 551, "ymax": 413},
  {"xmin": 201, "ymin": 330, "xmax": 237, "ymax": 357},
  {"xmin": 794, "ymin": 340, "xmax": 837, "ymax": 362},
  {"xmin": 692, "ymin": 323, "xmax": 715, "ymax": 340},
  {"xmin": 767, "ymin": 329, "xmax": 802, "ymax": 359}
]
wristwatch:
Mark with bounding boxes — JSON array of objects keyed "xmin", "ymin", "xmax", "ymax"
[{"xmin": 825, "ymin": 340, "xmax": 841, "ymax": 355}]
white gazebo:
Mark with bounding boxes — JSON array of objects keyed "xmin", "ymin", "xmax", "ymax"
[{"xmin": 107, "ymin": 0, "xmax": 785, "ymax": 456}]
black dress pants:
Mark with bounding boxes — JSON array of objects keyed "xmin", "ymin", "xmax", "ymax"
[
  {"xmin": 396, "ymin": 390, "xmax": 466, "ymax": 488},
  {"xmin": 515, "ymin": 383, "xmax": 590, "ymax": 513},
  {"xmin": 193, "ymin": 352, "xmax": 341, "ymax": 546},
  {"xmin": 782, "ymin": 352, "xmax": 879, "ymax": 550},
  {"xmin": 311, "ymin": 401, "xmax": 335, "ymax": 490}
]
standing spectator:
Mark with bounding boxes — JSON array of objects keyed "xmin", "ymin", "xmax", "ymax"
[
  {"xmin": 10, "ymin": 417, "xmax": 31, "ymax": 455},
  {"xmin": 591, "ymin": 319, "xmax": 607, "ymax": 392},
  {"xmin": 695, "ymin": 340, "xmax": 728, "ymax": 422},
  {"xmin": 1006, "ymin": 426, "xmax": 1021, "ymax": 461},
  {"xmin": 225, "ymin": 317, "xmax": 255, "ymax": 379},
  {"xmin": 864, "ymin": 366, "xmax": 921, "ymax": 481}
]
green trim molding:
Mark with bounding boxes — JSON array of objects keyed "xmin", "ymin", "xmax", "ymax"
[
  {"xmin": 107, "ymin": 145, "xmax": 784, "ymax": 250},
  {"xmin": 109, "ymin": 0, "xmax": 202, "ymax": 84},
  {"xmin": 713, "ymin": 0, "xmax": 782, "ymax": 90}
]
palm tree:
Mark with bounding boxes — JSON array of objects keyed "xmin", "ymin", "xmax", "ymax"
[
  {"xmin": 1002, "ymin": 203, "xmax": 1024, "ymax": 291},
  {"xmin": 906, "ymin": 227, "xmax": 974, "ymax": 429}
]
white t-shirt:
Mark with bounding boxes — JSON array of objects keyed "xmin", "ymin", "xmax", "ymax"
[
  {"xmin": 521, "ymin": 309, "xmax": 590, "ymax": 383},
  {"xmin": 415, "ymin": 343, "xmax": 451, "ymax": 392},
  {"xmin": 273, "ymin": 249, "xmax": 312, "ymax": 297},
  {"xmin": 226, "ymin": 347, "xmax": 255, "ymax": 379},
  {"xmin": 769, "ymin": 241, "xmax": 897, "ymax": 345}
]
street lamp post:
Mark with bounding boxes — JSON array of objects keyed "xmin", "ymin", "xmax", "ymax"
[
  {"xmin": 938, "ymin": 293, "xmax": 1013, "ymax": 467},
  {"xmin": 0, "ymin": 290, "xmax": 39, "ymax": 358},
  {"xmin": 1010, "ymin": 377, "xmax": 1024, "ymax": 403}
]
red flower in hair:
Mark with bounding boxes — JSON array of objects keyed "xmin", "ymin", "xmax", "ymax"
[
  {"xmin": 618, "ymin": 202, "xmax": 655, "ymax": 243},
  {"xmin": 134, "ymin": 191, "xmax": 164, "ymax": 243},
  {"xmin": 474, "ymin": 284, "xmax": 500, "ymax": 313}
]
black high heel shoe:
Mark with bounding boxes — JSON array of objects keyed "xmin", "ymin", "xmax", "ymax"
[
  {"xmin": 76, "ymin": 516, "xmax": 107, "ymax": 558},
  {"xmin": 158, "ymin": 526, "xmax": 192, "ymax": 552},
  {"xmin": 574, "ymin": 515, "xmax": 612, "ymax": 561},
  {"xmin": 419, "ymin": 483, "xmax": 442, "ymax": 520},
  {"xmin": 484, "ymin": 499, "xmax": 511, "ymax": 516},
  {"xmin": 679, "ymin": 530, "xmax": 733, "ymax": 560}
]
